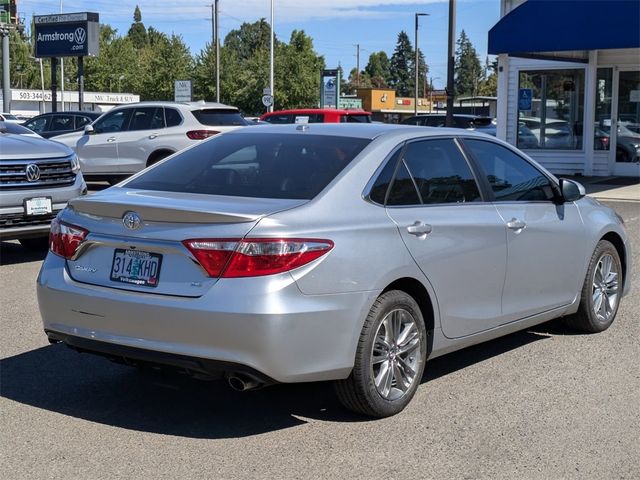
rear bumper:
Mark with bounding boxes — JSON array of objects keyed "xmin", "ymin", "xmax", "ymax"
[{"xmin": 37, "ymin": 253, "xmax": 379, "ymax": 383}]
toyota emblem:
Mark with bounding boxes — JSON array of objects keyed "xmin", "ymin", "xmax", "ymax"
[
  {"xmin": 74, "ymin": 27, "xmax": 87, "ymax": 44},
  {"xmin": 122, "ymin": 211, "xmax": 142, "ymax": 230},
  {"xmin": 25, "ymin": 164, "xmax": 41, "ymax": 182}
]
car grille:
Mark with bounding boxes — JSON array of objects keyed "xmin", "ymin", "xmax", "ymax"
[
  {"xmin": 0, "ymin": 157, "xmax": 76, "ymax": 189},
  {"xmin": 0, "ymin": 211, "xmax": 57, "ymax": 229}
]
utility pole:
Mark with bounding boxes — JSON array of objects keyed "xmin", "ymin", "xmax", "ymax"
[
  {"xmin": 269, "ymin": 0, "xmax": 274, "ymax": 112},
  {"xmin": 445, "ymin": 0, "xmax": 456, "ymax": 127},
  {"xmin": 355, "ymin": 44, "xmax": 360, "ymax": 88},
  {"xmin": 414, "ymin": 13, "xmax": 428, "ymax": 116},
  {"xmin": 1, "ymin": 24, "xmax": 10, "ymax": 113}
]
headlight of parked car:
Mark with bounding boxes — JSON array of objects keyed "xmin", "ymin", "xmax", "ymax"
[{"xmin": 70, "ymin": 154, "xmax": 81, "ymax": 174}]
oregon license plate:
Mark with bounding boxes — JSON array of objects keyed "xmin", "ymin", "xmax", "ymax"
[
  {"xmin": 110, "ymin": 249, "xmax": 162, "ymax": 287},
  {"xmin": 24, "ymin": 197, "xmax": 52, "ymax": 216}
]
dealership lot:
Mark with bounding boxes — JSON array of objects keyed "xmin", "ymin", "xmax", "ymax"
[{"xmin": 1, "ymin": 198, "xmax": 638, "ymax": 479}]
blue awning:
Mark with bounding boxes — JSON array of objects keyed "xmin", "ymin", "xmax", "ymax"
[{"xmin": 488, "ymin": 0, "xmax": 640, "ymax": 55}]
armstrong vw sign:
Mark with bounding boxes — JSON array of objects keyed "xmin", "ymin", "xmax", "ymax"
[{"xmin": 34, "ymin": 12, "xmax": 99, "ymax": 58}]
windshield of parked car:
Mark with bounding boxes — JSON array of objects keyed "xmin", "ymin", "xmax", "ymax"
[
  {"xmin": 191, "ymin": 109, "xmax": 249, "ymax": 126},
  {"xmin": 125, "ymin": 133, "xmax": 371, "ymax": 200}
]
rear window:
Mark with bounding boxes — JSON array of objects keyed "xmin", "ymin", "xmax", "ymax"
[
  {"xmin": 191, "ymin": 109, "xmax": 248, "ymax": 126},
  {"xmin": 126, "ymin": 133, "xmax": 371, "ymax": 200},
  {"xmin": 342, "ymin": 114, "xmax": 372, "ymax": 123}
]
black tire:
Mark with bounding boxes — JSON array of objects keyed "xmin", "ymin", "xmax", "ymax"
[
  {"xmin": 564, "ymin": 240, "xmax": 622, "ymax": 333},
  {"xmin": 334, "ymin": 290, "xmax": 427, "ymax": 418},
  {"xmin": 19, "ymin": 236, "xmax": 49, "ymax": 251}
]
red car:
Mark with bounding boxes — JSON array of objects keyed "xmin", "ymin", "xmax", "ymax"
[{"xmin": 260, "ymin": 108, "xmax": 372, "ymax": 124}]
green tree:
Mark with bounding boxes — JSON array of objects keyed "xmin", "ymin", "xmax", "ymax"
[
  {"xmin": 454, "ymin": 29, "xmax": 483, "ymax": 97},
  {"xmin": 389, "ymin": 31, "xmax": 414, "ymax": 96},
  {"xmin": 127, "ymin": 5, "xmax": 148, "ymax": 49},
  {"xmin": 276, "ymin": 30, "xmax": 325, "ymax": 110},
  {"xmin": 478, "ymin": 57, "xmax": 498, "ymax": 96},
  {"xmin": 84, "ymin": 25, "xmax": 138, "ymax": 93},
  {"xmin": 416, "ymin": 48, "xmax": 429, "ymax": 97},
  {"xmin": 365, "ymin": 51, "xmax": 390, "ymax": 87},
  {"xmin": 0, "ymin": 28, "xmax": 41, "ymax": 89},
  {"xmin": 138, "ymin": 33, "xmax": 193, "ymax": 100}
]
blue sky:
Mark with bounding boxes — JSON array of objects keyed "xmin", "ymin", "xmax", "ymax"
[{"xmin": 18, "ymin": 1, "xmax": 500, "ymax": 89}]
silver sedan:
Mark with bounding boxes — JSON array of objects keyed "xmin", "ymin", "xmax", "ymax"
[{"xmin": 37, "ymin": 124, "xmax": 632, "ymax": 417}]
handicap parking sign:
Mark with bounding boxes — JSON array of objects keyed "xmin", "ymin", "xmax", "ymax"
[{"xmin": 518, "ymin": 88, "xmax": 533, "ymax": 111}]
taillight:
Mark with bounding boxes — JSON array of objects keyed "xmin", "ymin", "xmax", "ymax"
[
  {"xmin": 183, "ymin": 238, "xmax": 334, "ymax": 278},
  {"xmin": 49, "ymin": 217, "xmax": 89, "ymax": 259},
  {"xmin": 186, "ymin": 130, "xmax": 220, "ymax": 140}
]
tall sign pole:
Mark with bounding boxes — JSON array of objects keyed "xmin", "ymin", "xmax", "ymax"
[
  {"xmin": 414, "ymin": 13, "xmax": 428, "ymax": 116},
  {"xmin": 269, "ymin": 0, "xmax": 274, "ymax": 112},
  {"xmin": 445, "ymin": 0, "xmax": 456, "ymax": 127}
]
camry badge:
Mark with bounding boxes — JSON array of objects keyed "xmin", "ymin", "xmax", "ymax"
[{"xmin": 122, "ymin": 211, "xmax": 142, "ymax": 230}]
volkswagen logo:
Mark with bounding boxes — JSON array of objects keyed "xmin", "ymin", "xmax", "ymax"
[
  {"xmin": 74, "ymin": 27, "xmax": 86, "ymax": 44},
  {"xmin": 25, "ymin": 164, "xmax": 41, "ymax": 182},
  {"xmin": 122, "ymin": 211, "xmax": 142, "ymax": 230}
]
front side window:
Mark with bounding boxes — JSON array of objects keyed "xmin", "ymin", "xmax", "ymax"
[
  {"xmin": 465, "ymin": 139, "xmax": 555, "ymax": 202},
  {"xmin": 402, "ymin": 139, "xmax": 481, "ymax": 204},
  {"xmin": 263, "ymin": 114, "xmax": 292, "ymax": 124},
  {"xmin": 517, "ymin": 69, "xmax": 585, "ymax": 150},
  {"xmin": 125, "ymin": 133, "xmax": 370, "ymax": 200},
  {"xmin": 25, "ymin": 117, "xmax": 49, "ymax": 133},
  {"xmin": 93, "ymin": 109, "xmax": 132, "ymax": 134},
  {"xmin": 75, "ymin": 115, "xmax": 93, "ymax": 128}
]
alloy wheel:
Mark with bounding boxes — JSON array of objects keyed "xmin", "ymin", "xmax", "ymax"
[{"xmin": 591, "ymin": 253, "xmax": 619, "ymax": 323}]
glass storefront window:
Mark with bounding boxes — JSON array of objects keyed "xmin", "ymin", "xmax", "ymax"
[
  {"xmin": 594, "ymin": 68, "xmax": 613, "ymax": 152},
  {"xmin": 517, "ymin": 69, "xmax": 585, "ymax": 150}
]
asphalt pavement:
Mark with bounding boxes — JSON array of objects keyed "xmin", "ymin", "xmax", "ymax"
[{"xmin": 1, "ymin": 198, "xmax": 638, "ymax": 480}]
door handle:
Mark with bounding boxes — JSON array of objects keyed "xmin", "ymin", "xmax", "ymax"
[
  {"xmin": 407, "ymin": 221, "xmax": 432, "ymax": 238},
  {"xmin": 148, "ymin": 134, "xmax": 158, "ymax": 139},
  {"xmin": 106, "ymin": 137, "xmax": 116, "ymax": 142},
  {"xmin": 506, "ymin": 218, "xmax": 526, "ymax": 231}
]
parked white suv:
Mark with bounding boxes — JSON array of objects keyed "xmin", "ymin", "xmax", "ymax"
[{"xmin": 53, "ymin": 101, "xmax": 249, "ymax": 183}]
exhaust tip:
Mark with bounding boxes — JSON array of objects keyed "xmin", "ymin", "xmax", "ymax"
[{"xmin": 226, "ymin": 373, "xmax": 263, "ymax": 392}]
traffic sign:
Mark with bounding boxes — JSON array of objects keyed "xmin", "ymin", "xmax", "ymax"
[{"xmin": 262, "ymin": 94, "xmax": 273, "ymax": 107}]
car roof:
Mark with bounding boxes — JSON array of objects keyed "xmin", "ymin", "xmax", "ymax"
[
  {"xmin": 263, "ymin": 108, "xmax": 371, "ymax": 116},
  {"xmin": 228, "ymin": 122, "xmax": 494, "ymax": 141},
  {"xmin": 107, "ymin": 101, "xmax": 239, "ymax": 111},
  {"xmin": 29, "ymin": 111, "xmax": 101, "ymax": 118}
]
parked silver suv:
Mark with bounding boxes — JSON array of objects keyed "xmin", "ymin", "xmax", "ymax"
[
  {"xmin": 53, "ymin": 101, "xmax": 248, "ymax": 183},
  {"xmin": 0, "ymin": 124, "xmax": 86, "ymax": 249}
]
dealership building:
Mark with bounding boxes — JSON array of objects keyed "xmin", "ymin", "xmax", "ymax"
[
  {"xmin": 491, "ymin": 0, "xmax": 640, "ymax": 177},
  {"xmin": 1, "ymin": 89, "xmax": 140, "ymax": 117}
]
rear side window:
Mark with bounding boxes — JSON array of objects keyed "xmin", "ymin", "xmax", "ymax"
[
  {"xmin": 402, "ymin": 139, "xmax": 481, "ymax": 204},
  {"xmin": 129, "ymin": 107, "xmax": 164, "ymax": 131},
  {"xmin": 342, "ymin": 114, "xmax": 372, "ymax": 123},
  {"xmin": 192, "ymin": 109, "xmax": 248, "ymax": 126},
  {"xmin": 425, "ymin": 116, "xmax": 445, "ymax": 127},
  {"xmin": 126, "ymin": 133, "xmax": 371, "ymax": 200},
  {"xmin": 369, "ymin": 149, "xmax": 402, "ymax": 204},
  {"xmin": 263, "ymin": 114, "xmax": 292, "ymax": 124},
  {"xmin": 386, "ymin": 161, "xmax": 421, "ymax": 206},
  {"xmin": 50, "ymin": 114, "xmax": 74, "ymax": 131},
  {"xmin": 164, "ymin": 108, "xmax": 183, "ymax": 127},
  {"xmin": 464, "ymin": 139, "xmax": 555, "ymax": 201}
]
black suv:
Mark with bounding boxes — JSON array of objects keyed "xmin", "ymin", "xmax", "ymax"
[{"xmin": 23, "ymin": 111, "xmax": 102, "ymax": 139}]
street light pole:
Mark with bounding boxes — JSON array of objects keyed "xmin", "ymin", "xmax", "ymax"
[
  {"xmin": 414, "ymin": 13, "xmax": 428, "ymax": 116},
  {"xmin": 445, "ymin": 0, "xmax": 456, "ymax": 127}
]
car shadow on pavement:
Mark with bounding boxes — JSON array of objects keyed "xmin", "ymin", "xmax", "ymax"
[
  {"xmin": 0, "ymin": 241, "xmax": 48, "ymax": 266},
  {"xmin": 1, "ymin": 329, "xmax": 551, "ymax": 438}
]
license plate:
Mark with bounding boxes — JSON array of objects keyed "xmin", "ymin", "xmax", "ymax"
[
  {"xmin": 24, "ymin": 197, "xmax": 52, "ymax": 216},
  {"xmin": 110, "ymin": 249, "xmax": 162, "ymax": 287}
]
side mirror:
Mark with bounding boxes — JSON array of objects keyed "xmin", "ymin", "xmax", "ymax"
[
  {"xmin": 559, "ymin": 178, "xmax": 586, "ymax": 202},
  {"xmin": 84, "ymin": 124, "xmax": 95, "ymax": 135}
]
